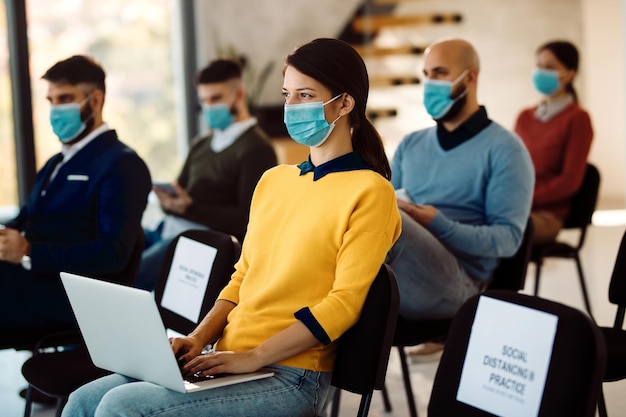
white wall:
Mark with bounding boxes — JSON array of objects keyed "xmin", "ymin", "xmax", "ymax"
[
  {"xmin": 581, "ymin": 0, "xmax": 625, "ymax": 208},
  {"xmin": 192, "ymin": 0, "xmax": 626, "ymax": 208}
]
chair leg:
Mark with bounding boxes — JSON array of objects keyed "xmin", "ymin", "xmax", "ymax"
[
  {"xmin": 574, "ymin": 255, "xmax": 593, "ymax": 317},
  {"xmin": 357, "ymin": 392, "xmax": 373, "ymax": 417},
  {"xmin": 55, "ymin": 398, "xmax": 65, "ymax": 417},
  {"xmin": 381, "ymin": 383, "xmax": 392, "ymax": 412},
  {"xmin": 398, "ymin": 346, "xmax": 419, "ymax": 417},
  {"xmin": 330, "ymin": 387, "xmax": 340, "ymax": 417},
  {"xmin": 597, "ymin": 386, "xmax": 608, "ymax": 417},
  {"xmin": 22, "ymin": 385, "xmax": 33, "ymax": 417},
  {"xmin": 534, "ymin": 259, "xmax": 543, "ymax": 296}
]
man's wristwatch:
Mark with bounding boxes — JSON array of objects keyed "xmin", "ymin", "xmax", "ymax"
[{"xmin": 21, "ymin": 255, "xmax": 32, "ymax": 271}]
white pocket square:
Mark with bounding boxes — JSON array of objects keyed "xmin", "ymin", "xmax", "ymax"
[{"xmin": 67, "ymin": 174, "xmax": 89, "ymax": 181}]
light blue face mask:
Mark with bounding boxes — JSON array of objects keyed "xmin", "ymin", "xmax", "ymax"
[
  {"xmin": 422, "ymin": 69, "xmax": 468, "ymax": 120},
  {"xmin": 532, "ymin": 68, "xmax": 560, "ymax": 96},
  {"xmin": 202, "ymin": 103, "xmax": 235, "ymax": 130},
  {"xmin": 49, "ymin": 96, "xmax": 91, "ymax": 143},
  {"xmin": 283, "ymin": 94, "xmax": 343, "ymax": 147}
]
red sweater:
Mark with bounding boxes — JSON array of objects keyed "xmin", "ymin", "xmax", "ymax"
[{"xmin": 514, "ymin": 103, "xmax": 593, "ymax": 219}]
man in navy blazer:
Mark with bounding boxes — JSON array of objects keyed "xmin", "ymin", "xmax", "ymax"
[{"xmin": 0, "ymin": 55, "xmax": 151, "ymax": 335}]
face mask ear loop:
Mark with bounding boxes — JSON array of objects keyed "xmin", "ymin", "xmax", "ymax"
[
  {"xmin": 80, "ymin": 93, "xmax": 93, "ymax": 108},
  {"xmin": 448, "ymin": 69, "xmax": 470, "ymax": 102},
  {"xmin": 323, "ymin": 93, "xmax": 344, "ymax": 106},
  {"xmin": 452, "ymin": 87, "xmax": 469, "ymax": 105},
  {"xmin": 324, "ymin": 93, "xmax": 345, "ymax": 125},
  {"xmin": 80, "ymin": 93, "xmax": 95, "ymax": 124},
  {"xmin": 452, "ymin": 69, "xmax": 469, "ymax": 88},
  {"xmin": 228, "ymin": 88, "xmax": 240, "ymax": 114}
]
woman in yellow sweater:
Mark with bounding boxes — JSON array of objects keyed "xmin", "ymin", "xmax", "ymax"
[{"xmin": 62, "ymin": 38, "xmax": 401, "ymax": 417}]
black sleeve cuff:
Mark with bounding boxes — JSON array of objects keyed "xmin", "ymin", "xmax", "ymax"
[{"xmin": 294, "ymin": 307, "xmax": 331, "ymax": 345}]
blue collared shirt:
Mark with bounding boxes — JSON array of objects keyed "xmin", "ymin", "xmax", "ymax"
[{"xmin": 297, "ymin": 151, "xmax": 371, "ymax": 181}]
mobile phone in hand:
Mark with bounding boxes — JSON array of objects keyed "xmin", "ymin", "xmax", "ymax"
[
  {"xmin": 395, "ymin": 188, "xmax": 413, "ymax": 203},
  {"xmin": 153, "ymin": 182, "xmax": 179, "ymax": 197}
]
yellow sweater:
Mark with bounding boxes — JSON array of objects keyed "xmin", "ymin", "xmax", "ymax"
[{"xmin": 216, "ymin": 159, "xmax": 401, "ymax": 371}]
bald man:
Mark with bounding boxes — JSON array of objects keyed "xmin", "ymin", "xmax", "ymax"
[{"xmin": 387, "ymin": 38, "xmax": 534, "ymax": 320}]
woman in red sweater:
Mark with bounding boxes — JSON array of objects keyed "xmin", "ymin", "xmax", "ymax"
[{"xmin": 514, "ymin": 40, "xmax": 593, "ymax": 244}]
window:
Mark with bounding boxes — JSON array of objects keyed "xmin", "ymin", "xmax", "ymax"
[
  {"xmin": 26, "ymin": 0, "xmax": 180, "ymax": 183},
  {"xmin": 0, "ymin": 2, "xmax": 18, "ymax": 213}
]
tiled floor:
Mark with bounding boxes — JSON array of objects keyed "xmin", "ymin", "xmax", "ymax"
[{"xmin": 3, "ymin": 220, "xmax": 626, "ymax": 417}]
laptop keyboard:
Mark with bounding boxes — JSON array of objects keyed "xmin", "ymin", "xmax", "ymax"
[
  {"xmin": 184, "ymin": 372, "xmax": 229, "ymax": 384},
  {"xmin": 179, "ymin": 361, "xmax": 225, "ymax": 383}
]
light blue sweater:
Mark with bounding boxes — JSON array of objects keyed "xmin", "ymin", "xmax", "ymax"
[{"xmin": 391, "ymin": 122, "xmax": 534, "ymax": 281}]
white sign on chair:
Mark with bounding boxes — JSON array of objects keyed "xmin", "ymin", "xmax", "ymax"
[
  {"xmin": 456, "ymin": 295, "xmax": 558, "ymax": 417},
  {"xmin": 161, "ymin": 236, "xmax": 217, "ymax": 323}
]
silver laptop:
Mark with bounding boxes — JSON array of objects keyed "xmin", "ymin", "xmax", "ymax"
[{"xmin": 60, "ymin": 272, "xmax": 274, "ymax": 393}]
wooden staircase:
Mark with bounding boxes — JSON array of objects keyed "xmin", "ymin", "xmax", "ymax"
[{"xmin": 338, "ymin": 0, "xmax": 463, "ymax": 122}]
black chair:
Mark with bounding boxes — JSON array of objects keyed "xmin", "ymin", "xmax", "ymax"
[
  {"xmin": 596, "ymin": 229, "xmax": 626, "ymax": 417},
  {"xmin": 428, "ymin": 290, "xmax": 606, "ymax": 417},
  {"xmin": 17, "ymin": 229, "xmax": 144, "ymax": 417},
  {"xmin": 530, "ymin": 163, "xmax": 600, "ymax": 316},
  {"xmin": 153, "ymin": 229, "xmax": 241, "ymax": 335},
  {"xmin": 329, "ymin": 264, "xmax": 400, "ymax": 417},
  {"xmin": 21, "ymin": 229, "xmax": 239, "ymax": 417},
  {"xmin": 386, "ymin": 217, "xmax": 534, "ymax": 417},
  {"xmin": 0, "ymin": 323, "xmax": 80, "ymax": 354},
  {"xmin": 1, "ymin": 230, "xmax": 145, "ymax": 352}
]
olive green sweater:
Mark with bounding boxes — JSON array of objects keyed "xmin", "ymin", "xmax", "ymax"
[{"xmin": 175, "ymin": 125, "xmax": 277, "ymax": 241}]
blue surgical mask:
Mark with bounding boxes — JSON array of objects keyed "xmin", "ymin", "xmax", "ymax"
[
  {"xmin": 283, "ymin": 94, "xmax": 343, "ymax": 147},
  {"xmin": 423, "ymin": 69, "xmax": 468, "ymax": 120},
  {"xmin": 203, "ymin": 103, "xmax": 234, "ymax": 130},
  {"xmin": 532, "ymin": 68, "xmax": 560, "ymax": 96},
  {"xmin": 49, "ymin": 96, "xmax": 91, "ymax": 143}
]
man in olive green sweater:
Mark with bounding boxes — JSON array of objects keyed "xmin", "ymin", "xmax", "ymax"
[{"xmin": 135, "ymin": 59, "xmax": 277, "ymax": 290}]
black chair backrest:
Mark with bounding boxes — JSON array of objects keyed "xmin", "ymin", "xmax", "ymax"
[
  {"xmin": 564, "ymin": 163, "xmax": 600, "ymax": 231},
  {"xmin": 0, "ymin": 229, "xmax": 145, "ymax": 351},
  {"xmin": 428, "ymin": 290, "xmax": 606, "ymax": 417},
  {"xmin": 489, "ymin": 217, "xmax": 534, "ymax": 291},
  {"xmin": 608, "ymin": 230, "xmax": 626, "ymax": 327},
  {"xmin": 120, "ymin": 229, "xmax": 145, "ymax": 285},
  {"xmin": 331, "ymin": 264, "xmax": 399, "ymax": 394},
  {"xmin": 97, "ymin": 227, "xmax": 145, "ymax": 286},
  {"xmin": 154, "ymin": 229, "xmax": 241, "ymax": 335}
]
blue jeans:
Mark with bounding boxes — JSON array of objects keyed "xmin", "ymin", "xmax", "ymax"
[
  {"xmin": 387, "ymin": 210, "xmax": 482, "ymax": 319},
  {"xmin": 62, "ymin": 364, "xmax": 331, "ymax": 417}
]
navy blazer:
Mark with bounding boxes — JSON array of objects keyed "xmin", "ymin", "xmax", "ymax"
[{"xmin": 8, "ymin": 130, "xmax": 151, "ymax": 283}]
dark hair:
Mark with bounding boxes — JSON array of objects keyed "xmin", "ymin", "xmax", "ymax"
[
  {"xmin": 195, "ymin": 59, "xmax": 242, "ymax": 85},
  {"xmin": 285, "ymin": 38, "xmax": 391, "ymax": 180},
  {"xmin": 538, "ymin": 40, "xmax": 579, "ymax": 102},
  {"xmin": 42, "ymin": 55, "xmax": 106, "ymax": 94}
]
